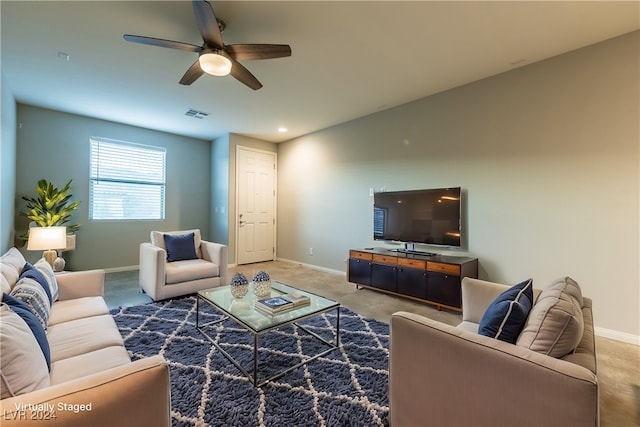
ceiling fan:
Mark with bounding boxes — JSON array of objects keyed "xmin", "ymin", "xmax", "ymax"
[{"xmin": 123, "ymin": 0, "xmax": 291, "ymax": 90}]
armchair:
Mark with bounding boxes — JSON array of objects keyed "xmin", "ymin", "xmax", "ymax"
[
  {"xmin": 139, "ymin": 229, "xmax": 227, "ymax": 301},
  {"xmin": 389, "ymin": 277, "xmax": 598, "ymax": 427}
]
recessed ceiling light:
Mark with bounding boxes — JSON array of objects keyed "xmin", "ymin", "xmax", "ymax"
[{"xmin": 278, "ymin": 127, "xmax": 288, "ymax": 133}]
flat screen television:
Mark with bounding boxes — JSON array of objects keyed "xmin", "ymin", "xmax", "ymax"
[{"xmin": 373, "ymin": 187, "xmax": 462, "ymax": 248}]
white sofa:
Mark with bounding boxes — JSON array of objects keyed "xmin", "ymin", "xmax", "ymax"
[
  {"xmin": 0, "ymin": 248, "xmax": 171, "ymax": 427},
  {"xmin": 139, "ymin": 229, "xmax": 227, "ymax": 301}
]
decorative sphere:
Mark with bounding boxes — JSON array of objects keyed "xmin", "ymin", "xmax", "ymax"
[
  {"xmin": 229, "ymin": 273, "xmax": 249, "ymax": 298},
  {"xmin": 252, "ymin": 271, "xmax": 272, "ymax": 297}
]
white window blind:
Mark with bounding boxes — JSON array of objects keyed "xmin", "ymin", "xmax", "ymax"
[
  {"xmin": 89, "ymin": 137, "xmax": 166, "ymax": 221},
  {"xmin": 373, "ymin": 207, "xmax": 386, "ymax": 239}
]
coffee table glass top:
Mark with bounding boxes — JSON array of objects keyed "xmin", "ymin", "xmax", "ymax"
[{"xmin": 198, "ymin": 281, "xmax": 339, "ymax": 333}]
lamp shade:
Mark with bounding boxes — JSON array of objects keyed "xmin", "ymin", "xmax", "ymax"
[
  {"xmin": 199, "ymin": 50, "xmax": 232, "ymax": 76},
  {"xmin": 27, "ymin": 226, "xmax": 67, "ymax": 251}
]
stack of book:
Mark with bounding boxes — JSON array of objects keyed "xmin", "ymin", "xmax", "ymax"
[{"xmin": 255, "ymin": 292, "xmax": 310, "ymax": 315}]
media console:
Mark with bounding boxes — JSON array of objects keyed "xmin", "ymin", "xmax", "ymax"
[{"xmin": 348, "ymin": 248, "xmax": 478, "ymax": 312}]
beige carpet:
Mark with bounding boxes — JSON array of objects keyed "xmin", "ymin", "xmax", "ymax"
[{"xmin": 105, "ymin": 260, "xmax": 640, "ymax": 426}]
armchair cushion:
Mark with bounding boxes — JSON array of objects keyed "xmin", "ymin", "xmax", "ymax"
[
  {"xmin": 517, "ymin": 277, "xmax": 584, "ymax": 357},
  {"xmin": 165, "ymin": 259, "xmax": 219, "ymax": 284},
  {"xmin": 164, "ymin": 232, "xmax": 198, "ymax": 262},
  {"xmin": 478, "ymin": 278, "xmax": 533, "ymax": 344}
]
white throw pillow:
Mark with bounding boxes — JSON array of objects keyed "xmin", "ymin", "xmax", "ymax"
[
  {"xmin": 0, "ymin": 247, "xmax": 27, "ymax": 287},
  {"xmin": 0, "ymin": 274, "xmax": 10, "ymax": 294},
  {"xmin": 516, "ymin": 277, "xmax": 584, "ymax": 358},
  {"xmin": 34, "ymin": 258, "xmax": 59, "ymax": 302},
  {"xmin": 0, "ymin": 304, "xmax": 50, "ymax": 399}
]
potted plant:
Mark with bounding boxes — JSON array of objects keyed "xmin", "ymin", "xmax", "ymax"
[{"xmin": 20, "ymin": 179, "xmax": 81, "ymax": 241}]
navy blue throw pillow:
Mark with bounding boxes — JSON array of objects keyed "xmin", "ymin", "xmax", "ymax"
[
  {"xmin": 164, "ymin": 232, "xmax": 198, "ymax": 262},
  {"xmin": 20, "ymin": 262, "xmax": 53, "ymax": 304},
  {"xmin": 3, "ymin": 293, "xmax": 51, "ymax": 371},
  {"xmin": 478, "ymin": 279, "xmax": 534, "ymax": 344}
]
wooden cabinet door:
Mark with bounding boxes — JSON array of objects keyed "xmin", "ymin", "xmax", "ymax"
[
  {"xmin": 397, "ymin": 268, "xmax": 427, "ymax": 299},
  {"xmin": 371, "ymin": 263, "xmax": 397, "ymax": 292},
  {"xmin": 348, "ymin": 258, "xmax": 371, "ymax": 286},
  {"xmin": 427, "ymin": 272, "xmax": 461, "ymax": 308}
]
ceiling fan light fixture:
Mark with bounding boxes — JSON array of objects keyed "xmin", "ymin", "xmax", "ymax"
[{"xmin": 199, "ymin": 50, "xmax": 232, "ymax": 76}]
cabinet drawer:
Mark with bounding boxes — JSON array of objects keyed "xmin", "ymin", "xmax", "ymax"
[
  {"xmin": 426, "ymin": 262, "xmax": 460, "ymax": 275},
  {"xmin": 350, "ymin": 250, "xmax": 373, "ymax": 261},
  {"xmin": 398, "ymin": 258, "xmax": 426, "ymax": 269},
  {"xmin": 372, "ymin": 254, "xmax": 398, "ymax": 265}
]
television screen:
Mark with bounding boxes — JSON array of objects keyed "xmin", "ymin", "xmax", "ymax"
[{"xmin": 374, "ymin": 187, "xmax": 461, "ymax": 247}]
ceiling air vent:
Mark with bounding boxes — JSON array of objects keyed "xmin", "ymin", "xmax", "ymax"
[{"xmin": 185, "ymin": 109, "xmax": 209, "ymax": 119}]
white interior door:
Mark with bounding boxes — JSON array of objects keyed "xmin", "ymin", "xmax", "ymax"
[{"xmin": 236, "ymin": 147, "xmax": 276, "ymax": 265}]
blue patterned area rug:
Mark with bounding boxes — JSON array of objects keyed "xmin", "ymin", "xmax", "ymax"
[{"xmin": 110, "ymin": 297, "xmax": 390, "ymax": 427}]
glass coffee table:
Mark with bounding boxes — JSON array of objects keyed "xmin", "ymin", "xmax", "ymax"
[{"xmin": 196, "ymin": 281, "xmax": 340, "ymax": 387}]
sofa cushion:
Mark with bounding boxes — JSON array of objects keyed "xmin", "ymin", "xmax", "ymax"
[
  {"xmin": 34, "ymin": 258, "xmax": 59, "ymax": 301},
  {"xmin": 151, "ymin": 229, "xmax": 202, "ymax": 258},
  {"xmin": 165, "ymin": 258, "xmax": 220, "ymax": 285},
  {"xmin": 10, "ymin": 276, "xmax": 51, "ymax": 328},
  {"xmin": 1, "ymin": 293, "xmax": 51, "ymax": 370},
  {"xmin": 517, "ymin": 277, "xmax": 584, "ymax": 358},
  {"xmin": 48, "ymin": 296, "xmax": 109, "ymax": 326},
  {"xmin": 50, "ymin": 345, "xmax": 131, "ymax": 385},
  {"xmin": 0, "ymin": 304, "xmax": 50, "ymax": 398},
  {"xmin": 20, "ymin": 262, "xmax": 53, "ymax": 304},
  {"xmin": 46, "ymin": 314, "xmax": 125, "ymax": 363},
  {"xmin": 164, "ymin": 232, "xmax": 198, "ymax": 262},
  {"xmin": 478, "ymin": 278, "xmax": 534, "ymax": 344},
  {"xmin": 0, "ymin": 247, "xmax": 26, "ymax": 288}
]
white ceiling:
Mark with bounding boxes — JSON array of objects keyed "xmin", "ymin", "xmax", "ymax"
[{"xmin": 2, "ymin": 1, "xmax": 638, "ymax": 143}]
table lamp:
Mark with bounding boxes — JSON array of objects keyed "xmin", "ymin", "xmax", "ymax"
[{"xmin": 27, "ymin": 226, "xmax": 67, "ymax": 269}]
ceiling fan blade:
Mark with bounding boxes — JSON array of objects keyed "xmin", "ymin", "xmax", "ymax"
[
  {"xmin": 226, "ymin": 44, "xmax": 292, "ymax": 61},
  {"xmin": 229, "ymin": 59, "xmax": 262, "ymax": 90},
  {"xmin": 179, "ymin": 60, "xmax": 205, "ymax": 85},
  {"xmin": 192, "ymin": 0, "xmax": 224, "ymax": 47},
  {"xmin": 123, "ymin": 34, "xmax": 202, "ymax": 53}
]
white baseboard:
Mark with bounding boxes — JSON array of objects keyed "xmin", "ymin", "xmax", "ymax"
[
  {"xmin": 595, "ymin": 327, "xmax": 640, "ymax": 346},
  {"xmin": 275, "ymin": 257, "xmax": 345, "ymax": 276}
]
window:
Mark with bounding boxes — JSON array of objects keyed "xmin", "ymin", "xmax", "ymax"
[
  {"xmin": 373, "ymin": 207, "xmax": 386, "ymax": 239},
  {"xmin": 89, "ymin": 137, "xmax": 166, "ymax": 221}
]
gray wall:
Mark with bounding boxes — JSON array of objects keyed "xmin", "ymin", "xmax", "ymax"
[
  {"xmin": 15, "ymin": 105, "xmax": 212, "ymax": 270},
  {"xmin": 210, "ymin": 134, "xmax": 230, "ymax": 246},
  {"xmin": 277, "ymin": 32, "xmax": 639, "ymax": 338},
  {"xmin": 1, "ymin": 72, "xmax": 17, "ymax": 252}
]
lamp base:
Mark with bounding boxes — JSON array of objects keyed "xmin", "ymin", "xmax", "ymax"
[
  {"xmin": 53, "ymin": 256, "xmax": 66, "ymax": 272},
  {"xmin": 43, "ymin": 249, "xmax": 57, "ymax": 267}
]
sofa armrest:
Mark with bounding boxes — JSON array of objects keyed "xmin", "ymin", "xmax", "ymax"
[
  {"xmin": 139, "ymin": 243, "xmax": 165, "ymax": 300},
  {"xmin": 461, "ymin": 277, "xmax": 511, "ymax": 323},
  {"xmin": 56, "ymin": 270, "xmax": 105, "ymax": 300},
  {"xmin": 201, "ymin": 240, "xmax": 228, "ymax": 285},
  {"xmin": 390, "ymin": 311, "xmax": 598, "ymax": 427},
  {"xmin": 0, "ymin": 355, "xmax": 170, "ymax": 427}
]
